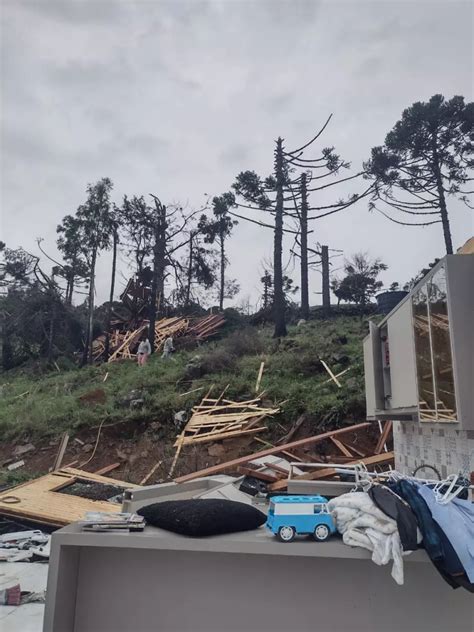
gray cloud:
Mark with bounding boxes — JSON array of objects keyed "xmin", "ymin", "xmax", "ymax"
[
  {"xmin": 1, "ymin": 0, "xmax": 473, "ymax": 307},
  {"xmin": 18, "ymin": 0, "xmax": 125, "ymax": 24}
]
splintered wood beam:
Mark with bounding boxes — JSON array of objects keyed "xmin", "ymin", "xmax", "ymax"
[
  {"xmin": 323, "ymin": 367, "xmax": 351, "ymax": 384},
  {"xmin": 277, "ymin": 414, "xmax": 306, "ymax": 444},
  {"xmin": 375, "ymin": 420, "xmax": 393, "ymax": 454},
  {"xmin": 177, "ymin": 426, "xmax": 267, "ymax": 446},
  {"xmin": 237, "ymin": 466, "xmax": 279, "ymax": 483},
  {"xmin": 140, "ymin": 460, "xmax": 163, "ymax": 485},
  {"xmin": 169, "ymin": 432, "xmax": 185, "ymax": 478},
  {"xmin": 93, "ymin": 463, "xmax": 121, "ymax": 476},
  {"xmin": 267, "ymin": 451, "xmax": 395, "ymax": 492},
  {"xmin": 174, "ymin": 422, "xmax": 371, "ymax": 483},
  {"xmin": 338, "ymin": 441, "xmax": 366, "ymax": 458},
  {"xmin": 320, "ymin": 360, "xmax": 342, "ymax": 388},
  {"xmin": 255, "ymin": 361, "xmax": 265, "ymax": 393},
  {"xmin": 53, "ymin": 433, "xmax": 70, "ymax": 471},
  {"xmin": 330, "ymin": 437, "xmax": 353, "ymax": 458},
  {"xmin": 254, "ymin": 438, "xmax": 306, "ymax": 463}
]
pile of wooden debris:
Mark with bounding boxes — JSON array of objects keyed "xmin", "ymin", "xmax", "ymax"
[
  {"xmin": 170, "ymin": 387, "xmax": 281, "ymax": 476},
  {"xmin": 92, "ymin": 314, "xmax": 226, "ymax": 363},
  {"xmin": 174, "ymin": 420, "xmax": 394, "ymax": 491}
]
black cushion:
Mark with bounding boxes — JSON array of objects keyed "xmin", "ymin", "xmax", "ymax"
[{"xmin": 137, "ymin": 498, "xmax": 266, "ymax": 537}]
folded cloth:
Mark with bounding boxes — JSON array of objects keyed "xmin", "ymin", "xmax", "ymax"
[
  {"xmin": 328, "ymin": 491, "xmax": 406, "ymax": 585},
  {"xmin": 416, "ymin": 484, "xmax": 474, "ymax": 582}
]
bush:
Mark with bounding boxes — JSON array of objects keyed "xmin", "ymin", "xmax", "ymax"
[{"xmin": 220, "ymin": 328, "xmax": 266, "ymax": 357}]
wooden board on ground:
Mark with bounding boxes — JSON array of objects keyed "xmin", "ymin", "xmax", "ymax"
[{"xmin": 0, "ymin": 467, "xmax": 139, "ymax": 528}]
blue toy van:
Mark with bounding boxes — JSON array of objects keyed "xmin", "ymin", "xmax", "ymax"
[{"xmin": 266, "ymin": 495, "xmax": 336, "ymax": 542}]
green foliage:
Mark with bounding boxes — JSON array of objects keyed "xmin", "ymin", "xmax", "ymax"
[
  {"xmin": 0, "ymin": 316, "xmax": 369, "ymax": 442},
  {"xmin": 365, "ymin": 94, "xmax": 474, "ymax": 252},
  {"xmin": 331, "ymin": 253, "xmax": 387, "ymax": 310}
]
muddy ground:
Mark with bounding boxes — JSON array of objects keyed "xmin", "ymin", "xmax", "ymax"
[{"xmin": 0, "ymin": 416, "xmax": 386, "ymax": 490}]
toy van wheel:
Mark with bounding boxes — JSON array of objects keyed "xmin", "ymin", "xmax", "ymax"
[
  {"xmin": 313, "ymin": 524, "xmax": 330, "ymax": 541},
  {"xmin": 277, "ymin": 526, "xmax": 296, "ymax": 542}
]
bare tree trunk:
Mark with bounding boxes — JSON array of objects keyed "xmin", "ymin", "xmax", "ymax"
[
  {"xmin": 219, "ymin": 232, "xmax": 225, "ymax": 311},
  {"xmin": 273, "ymin": 137, "xmax": 287, "ymax": 338},
  {"xmin": 67, "ymin": 257, "xmax": 77, "ymax": 305},
  {"xmin": 47, "ymin": 295, "xmax": 56, "ymax": 364},
  {"xmin": 432, "ymin": 138, "xmax": 453, "ymax": 254},
  {"xmin": 83, "ymin": 247, "xmax": 97, "ymax": 366},
  {"xmin": 149, "ymin": 201, "xmax": 167, "ymax": 353},
  {"xmin": 104, "ymin": 227, "xmax": 118, "ymax": 361},
  {"xmin": 321, "ymin": 245, "xmax": 331, "ymax": 315},
  {"xmin": 185, "ymin": 233, "xmax": 194, "ymax": 307},
  {"xmin": 299, "ymin": 173, "xmax": 309, "ymax": 320},
  {"xmin": 263, "ymin": 271, "xmax": 270, "ymax": 310}
]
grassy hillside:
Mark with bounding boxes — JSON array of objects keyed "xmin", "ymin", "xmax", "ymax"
[{"xmin": 0, "ymin": 316, "xmax": 369, "ymax": 443}]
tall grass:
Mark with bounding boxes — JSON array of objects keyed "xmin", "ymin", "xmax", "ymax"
[{"xmin": 0, "ymin": 317, "xmax": 368, "ymax": 441}]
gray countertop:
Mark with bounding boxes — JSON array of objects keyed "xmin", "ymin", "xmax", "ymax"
[{"xmin": 54, "ymin": 522, "xmax": 428, "ymax": 562}]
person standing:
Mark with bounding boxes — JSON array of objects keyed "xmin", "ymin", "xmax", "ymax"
[
  {"xmin": 161, "ymin": 336, "xmax": 175, "ymax": 359},
  {"xmin": 137, "ymin": 336, "xmax": 151, "ymax": 366}
]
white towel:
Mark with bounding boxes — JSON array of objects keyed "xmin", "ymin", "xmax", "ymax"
[{"xmin": 328, "ymin": 492, "xmax": 406, "ymax": 585}]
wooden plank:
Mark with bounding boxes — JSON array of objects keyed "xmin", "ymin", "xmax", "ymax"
[
  {"xmin": 267, "ymin": 452, "xmax": 395, "ymax": 492},
  {"xmin": 237, "ymin": 466, "xmax": 279, "ymax": 483},
  {"xmin": 179, "ymin": 386, "xmax": 205, "ymax": 397},
  {"xmin": 140, "ymin": 460, "xmax": 163, "ymax": 485},
  {"xmin": 263, "ymin": 462, "xmax": 292, "ymax": 475},
  {"xmin": 330, "ymin": 436, "xmax": 353, "ymax": 458},
  {"xmin": 375, "ymin": 420, "xmax": 393, "ymax": 454},
  {"xmin": 169, "ymin": 432, "xmax": 185, "ymax": 478},
  {"xmin": 93, "ymin": 463, "xmax": 121, "ymax": 476},
  {"xmin": 254, "ymin": 438, "xmax": 306, "ymax": 463},
  {"xmin": 255, "ymin": 361, "xmax": 265, "ymax": 393},
  {"xmin": 179, "ymin": 426, "xmax": 267, "ymax": 446},
  {"xmin": 53, "ymin": 433, "xmax": 69, "ymax": 471},
  {"xmin": 323, "ymin": 367, "xmax": 351, "ymax": 384},
  {"xmin": 174, "ymin": 422, "xmax": 371, "ymax": 483},
  {"xmin": 338, "ymin": 441, "xmax": 366, "ymax": 458},
  {"xmin": 320, "ymin": 360, "xmax": 342, "ymax": 388},
  {"xmin": 278, "ymin": 414, "xmax": 306, "ymax": 445},
  {"xmin": 0, "ymin": 468, "xmax": 138, "ymax": 527}
]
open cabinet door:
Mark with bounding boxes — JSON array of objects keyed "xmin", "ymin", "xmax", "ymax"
[{"xmin": 363, "ymin": 321, "xmax": 385, "ymax": 417}]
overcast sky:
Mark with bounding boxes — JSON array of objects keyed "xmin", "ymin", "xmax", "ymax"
[{"xmin": 1, "ymin": 0, "xmax": 473, "ymax": 308}]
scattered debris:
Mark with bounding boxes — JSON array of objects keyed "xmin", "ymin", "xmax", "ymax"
[
  {"xmin": 93, "ymin": 463, "xmax": 121, "ymax": 476},
  {"xmin": 173, "ymin": 410, "xmax": 188, "ymax": 429},
  {"xmin": 175, "ymin": 390, "xmax": 279, "ymax": 449},
  {"xmin": 255, "ymin": 361, "xmax": 265, "ymax": 393},
  {"xmin": 7, "ymin": 461, "xmax": 25, "ymax": 472},
  {"xmin": 0, "ymin": 530, "xmax": 50, "ymax": 562},
  {"xmin": 0, "ymin": 468, "xmax": 139, "ymax": 527},
  {"xmin": 12, "ymin": 444, "xmax": 36, "ymax": 458},
  {"xmin": 92, "ymin": 314, "xmax": 226, "ymax": 363},
  {"xmin": 320, "ymin": 360, "xmax": 343, "ymax": 388},
  {"xmin": 169, "ymin": 388, "xmax": 279, "ymax": 478},
  {"xmin": 0, "ymin": 584, "xmax": 45, "ymax": 605},
  {"xmin": 175, "ymin": 422, "xmax": 372, "ymax": 483},
  {"xmin": 322, "ymin": 367, "xmax": 351, "ymax": 384},
  {"xmin": 12, "ymin": 391, "xmax": 29, "ymax": 400},
  {"xmin": 179, "ymin": 386, "xmax": 205, "ymax": 397},
  {"xmin": 139, "ymin": 460, "xmax": 163, "ymax": 485},
  {"xmin": 52, "ymin": 432, "xmax": 69, "ymax": 471}
]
